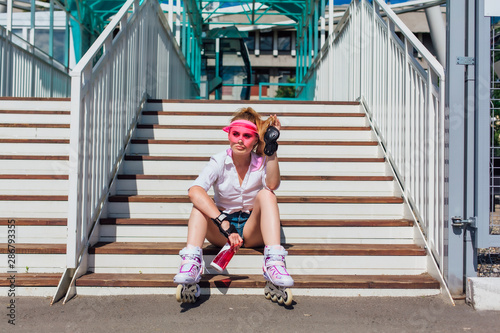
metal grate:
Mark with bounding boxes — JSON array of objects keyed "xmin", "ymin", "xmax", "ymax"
[
  {"xmin": 490, "ymin": 18, "xmax": 500, "ymax": 235},
  {"xmin": 478, "ymin": 248, "xmax": 500, "ymax": 277}
]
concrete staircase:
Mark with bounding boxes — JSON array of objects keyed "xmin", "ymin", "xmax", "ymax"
[{"xmin": 0, "ymin": 98, "xmax": 440, "ymax": 298}]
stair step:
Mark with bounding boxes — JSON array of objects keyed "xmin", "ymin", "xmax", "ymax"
[
  {"xmin": 75, "ymin": 272, "xmax": 439, "ymax": 289},
  {"xmin": 0, "ymin": 98, "xmax": 70, "ymax": 111},
  {"xmin": 115, "ymin": 179, "xmax": 396, "ymax": 196},
  {"xmin": 122, "ymin": 159, "xmax": 388, "ymax": 176},
  {"xmin": 0, "ymin": 195, "xmax": 68, "ymax": 218},
  {"xmin": 124, "ymin": 155, "xmax": 385, "ymax": 162},
  {"xmin": 0, "ymin": 178, "xmax": 68, "ymax": 195},
  {"xmin": 0, "ymin": 155, "xmax": 69, "ymax": 160},
  {"xmin": 0, "ymin": 273, "xmax": 61, "ymax": 286},
  {"xmin": 144, "ymin": 99, "xmax": 362, "ymax": 113},
  {"xmin": 107, "ymin": 202, "xmax": 405, "ymax": 220},
  {"xmin": 0, "ymin": 126, "xmax": 70, "ymax": 139},
  {"xmin": 0, "ymin": 123, "xmax": 70, "ymax": 128},
  {"xmin": 98, "ymin": 218, "xmax": 414, "ymax": 244},
  {"xmin": 100, "ymin": 218, "xmax": 413, "ymax": 227},
  {"xmin": 87, "ymin": 242, "xmax": 427, "ymax": 275},
  {"xmin": 0, "ymin": 175, "xmax": 68, "ymax": 180},
  {"xmin": 131, "ymin": 139, "xmax": 378, "ymax": 146},
  {"xmin": 137, "ymin": 124, "xmax": 371, "ymax": 130},
  {"xmin": 141, "ymin": 115, "xmax": 368, "ymax": 127},
  {"xmin": 88, "ymin": 242, "xmax": 425, "ymax": 256},
  {"xmin": 142, "ymin": 111, "xmax": 366, "ymax": 117},
  {"xmin": 129, "ymin": 142, "xmax": 381, "ymax": 158},
  {"xmin": 0, "ymin": 195, "xmax": 68, "ymax": 201},
  {"xmin": 0, "ymin": 244, "xmax": 66, "ymax": 273},
  {"xmin": 0, "ymin": 243, "xmax": 66, "ymax": 254},
  {"xmin": 0, "ymin": 139, "xmax": 69, "ymax": 144},
  {"xmin": 0, "ymin": 218, "xmax": 67, "ymax": 226},
  {"xmin": 135, "ymin": 127, "xmax": 374, "ymax": 141},
  {"xmin": 0, "ymin": 141, "xmax": 69, "ymax": 155},
  {"xmin": 117, "ymin": 174, "xmax": 393, "ymax": 181},
  {"xmin": 108, "ymin": 195, "xmax": 403, "ymax": 204}
]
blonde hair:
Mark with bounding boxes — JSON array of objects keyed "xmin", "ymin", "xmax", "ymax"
[{"xmin": 230, "ymin": 107, "xmax": 273, "ymax": 156}]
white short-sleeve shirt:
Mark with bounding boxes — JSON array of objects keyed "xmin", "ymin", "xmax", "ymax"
[{"xmin": 190, "ymin": 148, "xmax": 270, "ymax": 214}]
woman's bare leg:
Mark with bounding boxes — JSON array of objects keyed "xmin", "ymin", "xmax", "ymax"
[
  {"xmin": 242, "ymin": 189, "xmax": 281, "ymax": 247},
  {"xmin": 186, "ymin": 207, "xmax": 228, "ymax": 248}
]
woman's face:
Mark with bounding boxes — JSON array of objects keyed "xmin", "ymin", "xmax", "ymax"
[{"xmin": 228, "ymin": 127, "xmax": 259, "ymax": 156}]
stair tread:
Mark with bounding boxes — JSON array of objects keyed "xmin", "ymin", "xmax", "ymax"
[
  {"xmin": 108, "ymin": 195, "xmax": 403, "ymax": 203},
  {"xmin": 0, "ymin": 123, "xmax": 70, "ymax": 128},
  {"xmin": 117, "ymin": 174, "xmax": 394, "ymax": 181},
  {"xmin": 0, "ymin": 175, "xmax": 68, "ymax": 180},
  {"xmin": 142, "ymin": 111, "xmax": 365, "ymax": 117},
  {"xmin": 131, "ymin": 139, "xmax": 378, "ymax": 146},
  {"xmin": 0, "ymin": 110, "xmax": 70, "ymax": 115},
  {"xmin": 75, "ymin": 272, "xmax": 439, "ymax": 289},
  {"xmin": 88, "ymin": 242, "xmax": 426, "ymax": 256},
  {"xmin": 0, "ymin": 218, "xmax": 67, "ymax": 226},
  {"xmin": 124, "ymin": 155, "xmax": 385, "ymax": 163},
  {"xmin": 0, "ymin": 155, "xmax": 69, "ymax": 160},
  {"xmin": 137, "ymin": 124, "xmax": 371, "ymax": 131},
  {"xmin": 100, "ymin": 218, "xmax": 413, "ymax": 227},
  {"xmin": 0, "ymin": 195, "xmax": 68, "ymax": 201},
  {"xmin": 0, "ymin": 243, "xmax": 66, "ymax": 254},
  {"xmin": 0, "ymin": 139, "xmax": 69, "ymax": 144},
  {"xmin": 147, "ymin": 99, "xmax": 359, "ymax": 105},
  {"xmin": 0, "ymin": 273, "xmax": 62, "ymax": 286}
]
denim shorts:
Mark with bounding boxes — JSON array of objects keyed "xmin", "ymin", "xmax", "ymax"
[{"xmin": 225, "ymin": 211, "xmax": 251, "ymax": 237}]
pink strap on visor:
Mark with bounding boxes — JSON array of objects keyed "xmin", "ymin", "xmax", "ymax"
[{"xmin": 223, "ymin": 119, "xmax": 258, "ymax": 134}]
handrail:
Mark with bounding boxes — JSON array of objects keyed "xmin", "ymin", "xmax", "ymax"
[
  {"xmin": 64, "ymin": 0, "xmax": 198, "ymax": 297},
  {"xmin": 302, "ymin": 0, "xmax": 448, "ymax": 296},
  {"xmin": 0, "ymin": 25, "xmax": 70, "ymax": 97}
]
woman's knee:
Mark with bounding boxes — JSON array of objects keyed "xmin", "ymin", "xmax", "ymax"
[{"xmin": 256, "ymin": 188, "xmax": 277, "ymax": 203}]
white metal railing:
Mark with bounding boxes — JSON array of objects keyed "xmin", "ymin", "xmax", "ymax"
[
  {"xmin": 304, "ymin": 0, "xmax": 446, "ymax": 271},
  {"xmin": 67, "ymin": 0, "xmax": 198, "ymax": 272},
  {"xmin": 0, "ymin": 25, "xmax": 70, "ymax": 97}
]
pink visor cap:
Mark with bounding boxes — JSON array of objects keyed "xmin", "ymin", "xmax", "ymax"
[{"xmin": 222, "ymin": 119, "xmax": 258, "ymax": 134}]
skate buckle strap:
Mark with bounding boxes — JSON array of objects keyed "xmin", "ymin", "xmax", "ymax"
[
  {"xmin": 179, "ymin": 247, "xmax": 201, "ymax": 256},
  {"xmin": 266, "ymin": 259, "xmax": 285, "ymax": 267}
]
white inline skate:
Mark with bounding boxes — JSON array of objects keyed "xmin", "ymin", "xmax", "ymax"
[
  {"xmin": 174, "ymin": 246, "xmax": 204, "ymax": 303},
  {"xmin": 262, "ymin": 245, "xmax": 294, "ymax": 306}
]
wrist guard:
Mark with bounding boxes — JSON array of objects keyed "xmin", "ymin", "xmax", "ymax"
[
  {"xmin": 264, "ymin": 126, "xmax": 280, "ymax": 156},
  {"xmin": 211, "ymin": 213, "xmax": 238, "ymax": 238}
]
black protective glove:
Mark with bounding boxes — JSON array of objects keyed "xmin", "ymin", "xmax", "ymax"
[
  {"xmin": 264, "ymin": 126, "xmax": 280, "ymax": 156},
  {"xmin": 211, "ymin": 213, "xmax": 238, "ymax": 238}
]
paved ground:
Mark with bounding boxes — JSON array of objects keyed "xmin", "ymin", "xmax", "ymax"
[{"xmin": 1, "ymin": 294, "xmax": 500, "ymax": 332}]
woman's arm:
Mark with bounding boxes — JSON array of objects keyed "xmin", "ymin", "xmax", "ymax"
[
  {"xmin": 265, "ymin": 153, "xmax": 281, "ymax": 190},
  {"xmin": 188, "ymin": 185, "xmax": 221, "ymax": 219},
  {"xmin": 265, "ymin": 115, "xmax": 281, "ymax": 190}
]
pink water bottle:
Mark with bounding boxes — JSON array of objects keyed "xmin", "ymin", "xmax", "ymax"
[{"xmin": 210, "ymin": 243, "xmax": 235, "ymax": 273}]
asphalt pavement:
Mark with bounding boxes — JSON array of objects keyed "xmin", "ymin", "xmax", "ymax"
[{"xmin": 1, "ymin": 294, "xmax": 500, "ymax": 332}]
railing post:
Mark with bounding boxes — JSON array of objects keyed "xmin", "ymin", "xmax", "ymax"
[
  {"xmin": 359, "ymin": 0, "xmax": 364, "ymax": 99},
  {"xmin": 67, "ymin": 72, "xmax": 83, "ymax": 270}
]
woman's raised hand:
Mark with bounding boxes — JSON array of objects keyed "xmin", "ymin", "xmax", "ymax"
[{"xmin": 269, "ymin": 114, "xmax": 281, "ymax": 131}]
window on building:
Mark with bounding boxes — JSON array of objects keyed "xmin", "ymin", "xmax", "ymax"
[
  {"xmin": 244, "ymin": 31, "xmax": 255, "ymax": 51},
  {"xmin": 278, "ymin": 31, "xmax": 292, "ymax": 53},
  {"xmin": 260, "ymin": 31, "xmax": 273, "ymax": 52}
]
